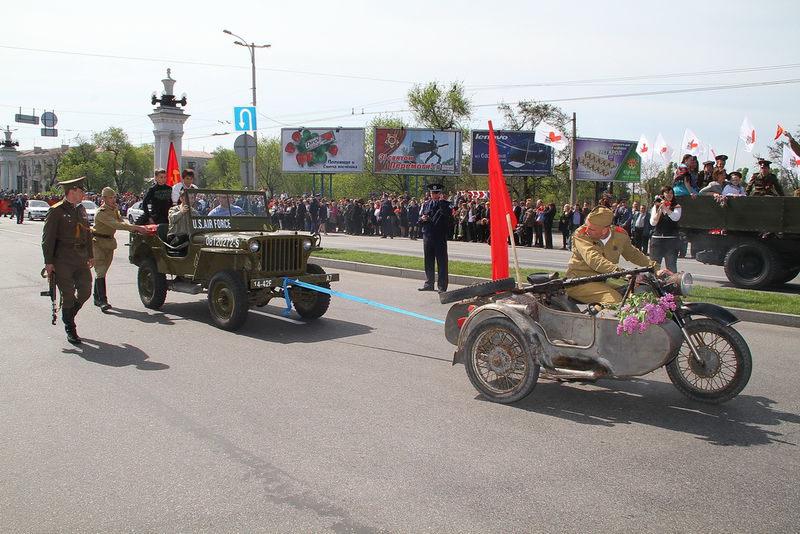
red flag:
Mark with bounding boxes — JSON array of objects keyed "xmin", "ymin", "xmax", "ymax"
[
  {"xmin": 488, "ymin": 121, "xmax": 516, "ymax": 280},
  {"xmin": 775, "ymin": 124, "xmax": 785, "ymax": 140},
  {"xmin": 166, "ymin": 142, "xmax": 180, "ymax": 187}
]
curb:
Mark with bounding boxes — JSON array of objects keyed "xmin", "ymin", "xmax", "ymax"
[{"xmin": 311, "ymin": 257, "xmax": 800, "ymax": 329}]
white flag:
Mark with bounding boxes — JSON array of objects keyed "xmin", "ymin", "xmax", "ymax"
[
  {"xmin": 782, "ymin": 144, "xmax": 800, "ymax": 170},
  {"xmin": 534, "ymin": 121, "xmax": 568, "ymax": 151},
  {"xmin": 636, "ymin": 134, "xmax": 652, "ymax": 162},
  {"xmin": 680, "ymin": 128, "xmax": 702, "ymax": 156},
  {"xmin": 654, "ymin": 133, "xmax": 672, "ymax": 166},
  {"xmin": 740, "ymin": 116, "xmax": 756, "ymax": 153}
]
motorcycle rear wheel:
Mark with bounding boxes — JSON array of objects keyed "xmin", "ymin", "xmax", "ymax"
[
  {"xmin": 666, "ymin": 318, "xmax": 751, "ymax": 404},
  {"xmin": 464, "ymin": 317, "xmax": 539, "ymax": 404}
]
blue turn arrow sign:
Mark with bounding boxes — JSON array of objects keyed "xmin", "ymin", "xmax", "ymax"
[{"xmin": 234, "ymin": 107, "xmax": 257, "ymax": 131}]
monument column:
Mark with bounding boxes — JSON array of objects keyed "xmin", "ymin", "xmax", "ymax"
[
  {"xmin": 148, "ymin": 69, "xmax": 189, "ymax": 171},
  {"xmin": 0, "ymin": 127, "xmax": 20, "ymax": 191}
]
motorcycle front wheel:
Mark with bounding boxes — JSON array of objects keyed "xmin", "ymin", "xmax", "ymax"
[
  {"xmin": 666, "ymin": 318, "xmax": 752, "ymax": 404},
  {"xmin": 464, "ymin": 317, "xmax": 539, "ymax": 404}
]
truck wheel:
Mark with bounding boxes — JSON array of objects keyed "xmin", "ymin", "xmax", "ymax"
[
  {"xmin": 207, "ymin": 270, "xmax": 249, "ymax": 331},
  {"xmin": 723, "ymin": 241, "xmax": 777, "ymax": 289},
  {"xmin": 439, "ymin": 278, "xmax": 516, "ymax": 305},
  {"xmin": 138, "ymin": 258, "xmax": 167, "ymax": 309},
  {"xmin": 290, "ymin": 263, "xmax": 331, "ymax": 319},
  {"xmin": 464, "ymin": 316, "xmax": 539, "ymax": 404}
]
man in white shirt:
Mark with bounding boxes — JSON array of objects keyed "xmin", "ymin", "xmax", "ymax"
[{"xmin": 172, "ymin": 168, "xmax": 199, "ymax": 204}]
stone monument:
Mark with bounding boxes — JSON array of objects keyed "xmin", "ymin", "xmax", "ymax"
[{"xmin": 148, "ymin": 69, "xmax": 189, "ymax": 172}]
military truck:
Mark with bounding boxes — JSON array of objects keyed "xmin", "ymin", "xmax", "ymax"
[
  {"xmin": 128, "ymin": 189, "xmax": 338, "ymax": 331},
  {"xmin": 678, "ymin": 195, "xmax": 800, "ymax": 289}
]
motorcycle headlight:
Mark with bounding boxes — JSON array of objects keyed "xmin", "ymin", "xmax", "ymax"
[
  {"xmin": 679, "ymin": 272, "xmax": 693, "ymax": 296},
  {"xmin": 302, "ymin": 239, "xmax": 313, "ymax": 250},
  {"xmin": 248, "ymin": 240, "xmax": 261, "ymax": 253}
]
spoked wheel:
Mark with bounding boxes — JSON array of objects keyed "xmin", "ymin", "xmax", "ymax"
[
  {"xmin": 666, "ymin": 319, "xmax": 752, "ymax": 404},
  {"xmin": 463, "ymin": 317, "xmax": 539, "ymax": 404}
]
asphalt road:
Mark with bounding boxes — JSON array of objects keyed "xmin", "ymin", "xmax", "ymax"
[
  {"xmin": 2, "ymin": 217, "xmax": 799, "ymax": 533},
  {"xmin": 315, "ymin": 232, "xmax": 800, "ymax": 290}
]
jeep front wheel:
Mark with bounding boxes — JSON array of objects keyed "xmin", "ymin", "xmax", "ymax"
[
  {"xmin": 290, "ymin": 263, "xmax": 331, "ymax": 319},
  {"xmin": 138, "ymin": 258, "xmax": 167, "ymax": 310},
  {"xmin": 207, "ymin": 270, "xmax": 249, "ymax": 331}
]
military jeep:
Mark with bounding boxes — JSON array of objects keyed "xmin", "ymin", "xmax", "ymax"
[{"xmin": 128, "ymin": 189, "xmax": 339, "ymax": 331}]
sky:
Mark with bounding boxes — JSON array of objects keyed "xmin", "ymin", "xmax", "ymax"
[{"xmin": 3, "ymin": 0, "xmax": 799, "ymax": 175}]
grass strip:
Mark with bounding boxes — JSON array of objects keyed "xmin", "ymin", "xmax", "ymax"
[{"xmin": 312, "ymin": 248, "xmax": 800, "ymax": 315}]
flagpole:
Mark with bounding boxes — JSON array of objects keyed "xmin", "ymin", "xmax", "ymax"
[
  {"xmin": 506, "ymin": 214, "xmax": 522, "ymax": 288},
  {"xmin": 569, "ymin": 112, "xmax": 577, "ymax": 205},
  {"xmin": 732, "ymin": 137, "xmax": 740, "ymax": 171}
]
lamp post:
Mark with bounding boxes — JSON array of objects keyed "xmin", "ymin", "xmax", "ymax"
[{"xmin": 223, "ymin": 29, "xmax": 270, "ymax": 189}]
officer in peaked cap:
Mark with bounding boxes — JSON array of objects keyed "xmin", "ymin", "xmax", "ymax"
[
  {"xmin": 42, "ymin": 177, "xmax": 94, "ymax": 344},
  {"xmin": 92, "ymin": 186, "xmax": 147, "ymax": 312},
  {"xmin": 418, "ymin": 183, "xmax": 451, "ymax": 292},
  {"xmin": 746, "ymin": 159, "xmax": 784, "ymax": 196},
  {"xmin": 565, "ymin": 206, "xmax": 668, "ymax": 305}
]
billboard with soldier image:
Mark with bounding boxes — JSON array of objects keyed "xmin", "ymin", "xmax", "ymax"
[{"xmin": 373, "ymin": 128, "xmax": 461, "ymax": 175}]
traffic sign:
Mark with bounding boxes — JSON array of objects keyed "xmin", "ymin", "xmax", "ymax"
[
  {"xmin": 234, "ymin": 107, "xmax": 257, "ymax": 131},
  {"xmin": 233, "ymin": 133, "xmax": 257, "ymax": 159},
  {"xmin": 41, "ymin": 128, "xmax": 58, "ymax": 137},
  {"xmin": 41, "ymin": 112, "xmax": 58, "ymax": 128},
  {"xmin": 15, "ymin": 114, "xmax": 39, "ymax": 125}
]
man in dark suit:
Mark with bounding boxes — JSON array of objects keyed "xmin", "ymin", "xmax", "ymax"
[{"xmin": 418, "ymin": 184, "xmax": 451, "ymax": 292}]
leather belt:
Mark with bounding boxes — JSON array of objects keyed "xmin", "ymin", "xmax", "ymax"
[{"xmin": 93, "ymin": 233, "xmax": 113, "ymax": 239}]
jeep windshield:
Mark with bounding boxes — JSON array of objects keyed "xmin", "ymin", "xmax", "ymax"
[{"xmin": 186, "ymin": 189, "xmax": 272, "ymax": 232}]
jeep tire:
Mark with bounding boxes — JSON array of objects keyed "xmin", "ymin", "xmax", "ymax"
[
  {"xmin": 207, "ymin": 270, "xmax": 249, "ymax": 331},
  {"xmin": 138, "ymin": 258, "xmax": 167, "ymax": 310},
  {"xmin": 290, "ymin": 263, "xmax": 331, "ymax": 319}
]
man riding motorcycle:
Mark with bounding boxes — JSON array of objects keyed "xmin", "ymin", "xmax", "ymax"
[{"xmin": 565, "ymin": 206, "xmax": 672, "ymax": 305}]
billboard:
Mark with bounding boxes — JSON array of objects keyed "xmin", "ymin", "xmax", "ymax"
[
  {"xmin": 373, "ymin": 128, "xmax": 461, "ymax": 175},
  {"xmin": 574, "ymin": 138, "xmax": 641, "ymax": 182},
  {"xmin": 281, "ymin": 127, "xmax": 365, "ymax": 173},
  {"xmin": 470, "ymin": 130, "xmax": 553, "ymax": 176}
]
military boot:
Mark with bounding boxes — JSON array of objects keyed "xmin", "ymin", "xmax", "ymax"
[
  {"xmin": 62, "ymin": 306, "xmax": 81, "ymax": 345},
  {"xmin": 96, "ymin": 278, "xmax": 111, "ymax": 312}
]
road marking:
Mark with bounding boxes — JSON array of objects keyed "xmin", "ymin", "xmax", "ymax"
[{"xmin": 249, "ymin": 309, "xmax": 305, "ymax": 324}]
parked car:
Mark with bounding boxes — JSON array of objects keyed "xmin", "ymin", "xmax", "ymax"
[
  {"xmin": 81, "ymin": 200, "xmax": 98, "ymax": 224},
  {"xmin": 25, "ymin": 199, "xmax": 51, "ymax": 221},
  {"xmin": 127, "ymin": 201, "xmax": 144, "ymax": 223}
]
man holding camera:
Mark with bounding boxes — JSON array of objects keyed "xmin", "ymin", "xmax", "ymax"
[{"xmin": 565, "ymin": 206, "xmax": 668, "ymax": 305}]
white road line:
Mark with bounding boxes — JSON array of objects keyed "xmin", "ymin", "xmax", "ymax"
[{"xmin": 249, "ymin": 308, "xmax": 306, "ymax": 324}]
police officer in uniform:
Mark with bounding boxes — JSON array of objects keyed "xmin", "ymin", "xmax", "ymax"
[
  {"xmin": 418, "ymin": 183, "xmax": 451, "ymax": 292},
  {"xmin": 565, "ymin": 206, "xmax": 669, "ymax": 305},
  {"xmin": 92, "ymin": 187, "xmax": 147, "ymax": 311},
  {"xmin": 746, "ymin": 159, "xmax": 785, "ymax": 196},
  {"xmin": 42, "ymin": 177, "xmax": 94, "ymax": 344}
]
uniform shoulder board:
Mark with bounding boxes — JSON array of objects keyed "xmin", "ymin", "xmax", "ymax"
[
  {"xmin": 577, "ymin": 227, "xmax": 588, "ymax": 235},
  {"xmin": 51, "ymin": 200, "xmax": 65, "ymax": 209},
  {"xmin": 614, "ymin": 225, "xmax": 628, "ymax": 235}
]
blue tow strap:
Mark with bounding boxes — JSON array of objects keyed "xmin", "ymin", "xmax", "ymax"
[{"xmin": 282, "ymin": 277, "xmax": 445, "ymax": 324}]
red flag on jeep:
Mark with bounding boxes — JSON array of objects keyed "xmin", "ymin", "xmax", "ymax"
[
  {"xmin": 488, "ymin": 121, "xmax": 516, "ymax": 280},
  {"xmin": 166, "ymin": 142, "xmax": 180, "ymax": 187}
]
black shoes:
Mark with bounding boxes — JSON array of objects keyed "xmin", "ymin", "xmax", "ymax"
[
  {"xmin": 93, "ymin": 278, "xmax": 112, "ymax": 312},
  {"xmin": 418, "ymin": 286, "xmax": 434, "ymax": 291},
  {"xmin": 62, "ymin": 306, "xmax": 82, "ymax": 344}
]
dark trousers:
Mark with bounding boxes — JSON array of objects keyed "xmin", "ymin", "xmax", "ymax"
[
  {"xmin": 422, "ymin": 233, "xmax": 448, "ymax": 290},
  {"xmin": 650, "ymin": 237, "xmax": 679, "ymax": 272},
  {"xmin": 561, "ymin": 230, "xmax": 569, "ymax": 249},
  {"xmin": 534, "ymin": 223, "xmax": 544, "ymax": 247},
  {"xmin": 544, "ymin": 226, "xmax": 553, "ymax": 249}
]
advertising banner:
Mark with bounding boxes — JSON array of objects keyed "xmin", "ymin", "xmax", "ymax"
[
  {"xmin": 574, "ymin": 137, "xmax": 641, "ymax": 182},
  {"xmin": 470, "ymin": 130, "xmax": 553, "ymax": 176},
  {"xmin": 457, "ymin": 190, "xmax": 490, "ymax": 200},
  {"xmin": 373, "ymin": 128, "xmax": 461, "ymax": 175},
  {"xmin": 281, "ymin": 127, "xmax": 365, "ymax": 174}
]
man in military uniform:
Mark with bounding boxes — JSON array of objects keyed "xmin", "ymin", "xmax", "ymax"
[
  {"xmin": 92, "ymin": 187, "xmax": 147, "ymax": 311},
  {"xmin": 418, "ymin": 183, "xmax": 452, "ymax": 292},
  {"xmin": 746, "ymin": 159, "xmax": 785, "ymax": 196},
  {"xmin": 565, "ymin": 206, "xmax": 670, "ymax": 305},
  {"xmin": 42, "ymin": 177, "xmax": 94, "ymax": 344}
]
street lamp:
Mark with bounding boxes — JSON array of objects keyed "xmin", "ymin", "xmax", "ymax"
[{"xmin": 223, "ymin": 29, "xmax": 271, "ymax": 189}]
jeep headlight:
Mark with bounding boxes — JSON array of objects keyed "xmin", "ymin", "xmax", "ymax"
[
  {"xmin": 248, "ymin": 240, "xmax": 261, "ymax": 253},
  {"xmin": 302, "ymin": 239, "xmax": 313, "ymax": 250}
]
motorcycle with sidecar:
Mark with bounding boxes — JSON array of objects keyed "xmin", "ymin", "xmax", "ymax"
[{"xmin": 439, "ymin": 267, "xmax": 752, "ymax": 404}]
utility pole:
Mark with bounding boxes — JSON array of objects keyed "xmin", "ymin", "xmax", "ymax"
[
  {"xmin": 223, "ymin": 29, "xmax": 270, "ymax": 189},
  {"xmin": 569, "ymin": 112, "xmax": 577, "ymax": 205}
]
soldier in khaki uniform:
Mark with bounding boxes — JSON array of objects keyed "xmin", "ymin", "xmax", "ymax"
[
  {"xmin": 42, "ymin": 177, "xmax": 94, "ymax": 344},
  {"xmin": 92, "ymin": 187, "xmax": 146, "ymax": 311},
  {"xmin": 746, "ymin": 159, "xmax": 784, "ymax": 196},
  {"xmin": 565, "ymin": 206, "xmax": 669, "ymax": 305}
]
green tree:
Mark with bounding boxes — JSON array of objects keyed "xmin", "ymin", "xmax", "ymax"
[
  {"xmin": 407, "ymin": 81, "xmax": 471, "ymax": 130},
  {"xmin": 256, "ymin": 137, "xmax": 284, "ymax": 195},
  {"xmin": 204, "ymin": 148, "xmax": 242, "ymax": 189}
]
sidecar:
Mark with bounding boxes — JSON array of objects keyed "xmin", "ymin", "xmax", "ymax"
[{"xmin": 444, "ymin": 287, "xmax": 684, "ymax": 404}]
